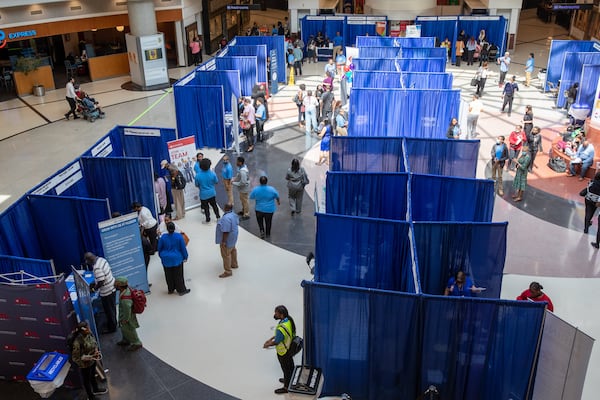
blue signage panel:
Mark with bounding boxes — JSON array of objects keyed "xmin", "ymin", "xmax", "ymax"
[
  {"xmin": 270, "ymin": 49, "xmax": 278, "ymax": 94},
  {"xmin": 98, "ymin": 213, "xmax": 149, "ymax": 293}
]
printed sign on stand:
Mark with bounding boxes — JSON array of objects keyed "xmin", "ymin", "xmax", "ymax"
[{"xmin": 167, "ymin": 136, "xmax": 200, "ymax": 210}]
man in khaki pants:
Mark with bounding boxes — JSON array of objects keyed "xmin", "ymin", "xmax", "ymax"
[{"xmin": 232, "ymin": 156, "xmax": 250, "ymax": 220}]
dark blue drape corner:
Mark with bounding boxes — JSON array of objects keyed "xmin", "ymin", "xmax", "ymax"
[
  {"xmin": 0, "ymin": 196, "xmax": 43, "ymax": 259},
  {"xmin": 330, "ymin": 136, "xmax": 406, "ymax": 173},
  {"xmin": 234, "ymin": 36, "xmax": 286, "ymax": 83},
  {"xmin": 215, "ymin": 56, "xmax": 258, "ymax": 96},
  {"xmin": 404, "ymin": 138, "xmax": 479, "ymax": 178},
  {"xmin": 174, "ymin": 85, "xmax": 226, "ymax": 148}
]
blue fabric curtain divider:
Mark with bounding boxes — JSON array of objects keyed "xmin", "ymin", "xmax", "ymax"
[
  {"xmin": 226, "ymin": 45, "xmax": 268, "ymax": 82},
  {"xmin": 303, "ymin": 281, "xmax": 421, "ymax": 400},
  {"xmin": 174, "ymin": 85, "xmax": 226, "ymax": 148},
  {"xmin": 420, "ymin": 295, "xmax": 544, "ymax": 400},
  {"xmin": 353, "ymin": 71, "xmax": 453, "ymax": 89},
  {"xmin": 410, "ymin": 174, "xmax": 495, "ymax": 222},
  {"xmin": 314, "ymin": 213, "xmax": 416, "ymax": 293},
  {"xmin": 404, "ymin": 137, "xmax": 479, "ymax": 178},
  {"xmin": 556, "ymin": 52, "xmax": 600, "ymax": 107},
  {"xmin": 26, "ymin": 195, "xmax": 109, "ymax": 275},
  {"xmin": 80, "ymin": 157, "xmax": 155, "ymax": 217},
  {"xmin": 578, "ymin": 64, "xmax": 600, "ymax": 109},
  {"xmin": 330, "ymin": 136, "xmax": 405, "ymax": 172},
  {"xmin": 186, "ymin": 70, "xmax": 241, "ymax": 112},
  {"xmin": 352, "ymin": 57, "xmax": 446, "ymax": 72},
  {"xmin": 118, "ymin": 126, "xmax": 177, "ymax": 173},
  {"xmin": 545, "ymin": 40, "xmax": 598, "ymax": 90},
  {"xmin": 300, "ymin": 16, "xmax": 345, "ymax": 48},
  {"xmin": 326, "ymin": 172, "xmax": 409, "ymax": 220},
  {"xmin": 234, "ymin": 36, "xmax": 286, "ymax": 83},
  {"xmin": 358, "ymin": 47, "xmax": 447, "ymax": 59},
  {"xmin": 416, "ymin": 17, "xmax": 458, "ymax": 63},
  {"xmin": 0, "ymin": 197, "xmax": 43, "ymax": 259},
  {"xmin": 0, "ymin": 255, "xmax": 54, "ymax": 279},
  {"xmin": 348, "ymin": 88, "xmax": 460, "ymax": 138},
  {"xmin": 302, "ymin": 280, "xmax": 545, "ymax": 400},
  {"xmin": 457, "ymin": 15, "xmax": 507, "ymax": 59},
  {"xmin": 355, "ymin": 36, "xmax": 435, "ymax": 48},
  {"xmin": 215, "ymin": 56, "xmax": 257, "ymax": 96},
  {"xmin": 28, "ymin": 160, "xmax": 89, "ymax": 197},
  {"xmin": 412, "ymin": 222, "xmax": 507, "ymax": 298}
]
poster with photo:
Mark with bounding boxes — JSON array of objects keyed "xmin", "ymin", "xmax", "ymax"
[{"xmin": 167, "ymin": 136, "xmax": 200, "ymax": 210}]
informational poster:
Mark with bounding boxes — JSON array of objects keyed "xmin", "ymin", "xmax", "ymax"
[
  {"xmin": 389, "ymin": 21, "xmax": 401, "ymax": 37},
  {"xmin": 406, "ymin": 25, "xmax": 422, "ymax": 38},
  {"xmin": 270, "ymin": 49, "xmax": 278, "ymax": 93},
  {"xmin": 72, "ymin": 268, "xmax": 100, "ymax": 345},
  {"xmin": 376, "ymin": 21, "xmax": 386, "ymax": 36},
  {"xmin": 591, "ymin": 78, "xmax": 600, "ymax": 128},
  {"xmin": 167, "ymin": 136, "xmax": 201, "ymax": 210},
  {"xmin": 98, "ymin": 213, "xmax": 149, "ymax": 293}
]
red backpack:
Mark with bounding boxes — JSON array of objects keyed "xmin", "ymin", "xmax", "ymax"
[{"xmin": 122, "ymin": 288, "xmax": 147, "ymax": 314}]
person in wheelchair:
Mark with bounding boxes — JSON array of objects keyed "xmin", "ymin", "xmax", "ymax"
[{"xmin": 78, "ymin": 90, "xmax": 105, "ymax": 116}]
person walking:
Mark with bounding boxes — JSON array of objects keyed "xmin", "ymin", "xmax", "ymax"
[
  {"xmin": 70, "ymin": 321, "xmax": 107, "ymax": 399},
  {"xmin": 250, "ymin": 176, "xmax": 280, "ymax": 239},
  {"xmin": 85, "ymin": 252, "xmax": 117, "ymax": 334},
  {"xmin": 221, "ymin": 155, "xmax": 234, "ymax": 205},
  {"xmin": 512, "ymin": 144, "xmax": 531, "ymax": 202},
  {"xmin": 580, "ymin": 173, "xmax": 600, "ymax": 240},
  {"xmin": 64, "ymin": 77, "xmax": 80, "ymax": 120},
  {"xmin": 303, "ymin": 90, "xmax": 319, "ymax": 135},
  {"xmin": 215, "ymin": 203, "xmax": 239, "ymax": 278},
  {"xmin": 525, "ymin": 53, "xmax": 534, "ymax": 87},
  {"xmin": 475, "ymin": 62, "xmax": 489, "ymax": 97},
  {"xmin": 467, "ymin": 94, "xmax": 483, "ymax": 139},
  {"xmin": 232, "ymin": 156, "xmax": 251, "ymax": 221},
  {"xmin": 242, "ymin": 98, "xmax": 256, "ymax": 152},
  {"xmin": 263, "ymin": 305, "xmax": 297, "ymax": 395},
  {"xmin": 114, "ymin": 277, "xmax": 142, "ymax": 351},
  {"xmin": 293, "ymin": 45, "xmax": 303, "ymax": 76},
  {"xmin": 194, "ymin": 158, "xmax": 221, "ymax": 224},
  {"xmin": 490, "ymin": 135, "xmax": 509, "ymax": 196},
  {"xmin": 158, "ymin": 222, "xmax": 190, "ymax": 296},
  {"xmin": 522, "ymin": 105, "xmax": 534, "ymax": 137},
  {"xmin": 497, "ymin": 51, "xmax": 511, "ymax": 86},
  {"xmin": 189, "ymin": 36, "xmax": 202, "ymax": 66},
  {"xmin": 316, "ymin": 119, "xmax": 332, "ymax": 165},
  {"xmin": 507, "ymin": 125, "xmax": 526, "ymax": 171},
  {"xmin": 286, "ymin": 158, "xmax": 309, "ymax": 215},
  {"xmin": 501, "ymin": 76, "xmax": 519, "ymax": 117},
  {"xmin": 255, "ymin": 97, "xmax": 267, "ymax": 142},
  {"xmin": 528, "ymin": 126, "xmax": 543, "ymax": 172}
]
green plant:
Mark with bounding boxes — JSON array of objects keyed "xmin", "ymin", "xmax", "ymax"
[{"xmin": 14, "ymin": 57, "xmax": 42, "ymax": 75}]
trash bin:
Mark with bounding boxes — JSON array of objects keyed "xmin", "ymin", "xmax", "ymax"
[
  {"xmin": 27, "ymin": 352, "xmax": 71, "ymax": 398},
  {"xmin": 33, "ymin": 85, "xmax": 45, "ymax": 97},
  {"xmin": 287, "ymin": 366, "xmax": 323, "ymax": 399}
]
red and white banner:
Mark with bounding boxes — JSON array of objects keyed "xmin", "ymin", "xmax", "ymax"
[{"xmin": 167, "ymin": 136, "xmax": 200, "ymax": 210}]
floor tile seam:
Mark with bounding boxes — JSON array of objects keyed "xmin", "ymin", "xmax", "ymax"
[
  {"xmin": 17, "ymin": 96, "xmax": 51, "ymax": 123},
  {"xmin": 0, "ymin": 123, "xmax": 49, "ymax": 143},
  {"xmin": 0, "ymin": 104, "xmax": 29, "ymax": 112}
]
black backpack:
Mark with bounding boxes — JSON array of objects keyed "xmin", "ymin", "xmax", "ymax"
[
  {"xmin": 173, "ymin": 171, "xmax": 186, "ymax": 190},
  {"xmin": 548, "ymin": 157, "xmax": 567, "ymax": 173}
]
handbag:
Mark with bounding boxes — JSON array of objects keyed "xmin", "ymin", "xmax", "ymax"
[
  {"xmin": 240, "ymin": 119, "xmax": 250, "ymax": 130},
  {"xmin": 470, "ymin": 77, "xmax": 478, "ymax": 86},
  {"xmin": 281, "ymin": 325, "xmax": 303, "ymax": 356},
  {"xmin": 300, "ymin": 105, "xmax": 306, "ymax": 112},
  {"xmin": 547, "ymin": 157, "xmax": 567, "ymax": 173}
]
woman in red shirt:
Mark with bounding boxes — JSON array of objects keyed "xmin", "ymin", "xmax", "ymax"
[{"xmin": 516, "ymin": 282, "xmax": 554, "ymax": 312}]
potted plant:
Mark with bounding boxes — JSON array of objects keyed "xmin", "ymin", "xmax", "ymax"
[{"xmin": 13, "ymin": 56, "xmax": 54, "ymax": 96}]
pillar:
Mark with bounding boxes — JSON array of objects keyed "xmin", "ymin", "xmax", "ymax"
[{"xmin": 127, "ymin": 0, "xmax": 157, "ymax": 37}]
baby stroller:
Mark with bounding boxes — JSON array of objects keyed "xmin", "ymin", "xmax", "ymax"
[{"xmin": 77, "ymin": 95, "xmax": 105, "ymax": 123}]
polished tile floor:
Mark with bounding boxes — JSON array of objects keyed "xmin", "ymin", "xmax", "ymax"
[{"xmin": 1, "ymin": 9, "xmax": 599, "ymax": 400}]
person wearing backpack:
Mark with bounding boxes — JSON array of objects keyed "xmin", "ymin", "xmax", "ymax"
[
  {"xmin": 263, "ymin": 305, "xmax": 297, "ymax": 395},
  {"xmin": 69, "ymin": 321, "xmax": 107, "ymax": 399},
  {"xmin": 501, "ymin": 76, "xmax": 519, "ymax": 117},
  {"xmin": 114, "ymin": 277, "xmax": 142, "ymax": 352}
]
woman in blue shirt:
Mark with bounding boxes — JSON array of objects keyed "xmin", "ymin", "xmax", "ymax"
[
  {"xmin": 157, "ymin": 222, "xmax": 190, "ymax": 296},
  {"xmin": 249, "ymin": 176, "xmax": 280, "ymax": 239},
  {"xmin": 194, "ymin": 158, "xmax": 220, "ymax": 223},
  {"xmin": 444, "ymin": 270, "xmax": 475, "ymax": 297}
]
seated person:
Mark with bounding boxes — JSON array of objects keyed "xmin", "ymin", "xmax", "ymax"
[
  {"xmin": 79, "ymin": 90, "xmax": 104, "ymax": 115},
  {"xmin": 316, "ymin": 31, "xmax": 325, "ymax": 47},
  {"xmin": 444, "ymin": 270, "xmax": 478, "ymax": 297},
  {"xmin": 564, "ymin": 140, "xmax": 580, "ymax": 158},
  {"xmin": 516, "ymin": 281, "xmax": 554, "ymax": 311},
  {"xmin": 567, "ymin": 139, "xmax": 595, "ymax": 180}
]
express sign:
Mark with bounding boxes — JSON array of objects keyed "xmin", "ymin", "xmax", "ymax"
[{"xmin": 0, "ymin": 29, "xmax": 37, "ymax": 48}]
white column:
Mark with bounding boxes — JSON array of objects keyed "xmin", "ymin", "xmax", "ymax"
[
  {"xmin": 290, "ymin": 9, "xmax": 298, "ymax": 34},
  {"xmin": 175, "ymin": 20, "xmax": 186, "ymax": 67},
  {"xmin": 128, "ymin": 0, "xmax": 157, "ymax": 36}
]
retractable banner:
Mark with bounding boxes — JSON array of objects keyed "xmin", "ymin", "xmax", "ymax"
[
  {"xmin": 98, "ymin": 213, "xmax": 149, "ymax": 292},
  {"xmin": 167, "ymin": 136, "xmax": 201, "ymax": 210}
]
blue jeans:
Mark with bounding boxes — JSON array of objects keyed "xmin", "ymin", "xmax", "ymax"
[
  {"xmin": 570, "ymin": 160, "xmax": 592, "ymax": 178},
  {"xmin": 305, "ymin": 108, "xmax": 318, "ymax": 134}
]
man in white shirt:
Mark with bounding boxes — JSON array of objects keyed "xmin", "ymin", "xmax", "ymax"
[
  {"xmin": 64, "ymin": 77, "xmax": 80, "ymax": 120},
  {"xmin": 84, "ymin": 252, "xmax": 116, "ymax": 333},
  {"xmin": 158, "ymin": 214, "xmax": 183, "ymax": 237},
  {"xmin": 467, "ymin": 94, "xmax": 483, "ymax": 139},
  {"xmin": 132, "ymin": 201, "xmax": 158, "ymax": 252}
]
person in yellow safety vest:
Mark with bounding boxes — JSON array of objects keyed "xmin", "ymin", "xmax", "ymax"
[{"xmin": 263, "ymin": 305, "xmax": 296, "ymax": 395}]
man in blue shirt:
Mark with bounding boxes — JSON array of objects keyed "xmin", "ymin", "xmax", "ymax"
[
  {"xmin": 255, "ymin": 98, "xmax": 267, "ymax": 143},
  {"xmin": 332, "ymin": 31, "xmax": 343, "ymax": 59},
  {"xmin": 249, "ymin": 176, "xmax": 280, "ymax": 239},
  {"xmin": 215, "ymin": 203, "xmax": 239, "ymax": 278},
  {"xmin": 567, "ymin": 139, "xmax": 595, "ymax": 181},
  {"xmin": 524, "ymin": 53, "xmax": 534, "ymax": 87},
  {"xmin": 293, "ymin": 45, "xmax": 303, "ymax": 76},
  {"xmin": 221, "ymin": 155, "xmax": 234, "ymax": 205},
  {"xmin": 194, "ymin": 158, "xmax": 220, "ymax": 223},
  {"xmin": 497, "ymin": 51, "xmax": 511, "ymax": 86}
]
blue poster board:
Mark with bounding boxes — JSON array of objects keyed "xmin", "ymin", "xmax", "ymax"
[
  {"xmin": 98, "ymin": 213, "xmax": 149, "ymax": 292},
  {"xmin": 270, "ymin": 48, "xmax": 278, "ymax": 94}
]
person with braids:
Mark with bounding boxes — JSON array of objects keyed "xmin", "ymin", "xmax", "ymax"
[{"xmin": 263, "ymin": 305, "xmax": 297, "ymax": 394}]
